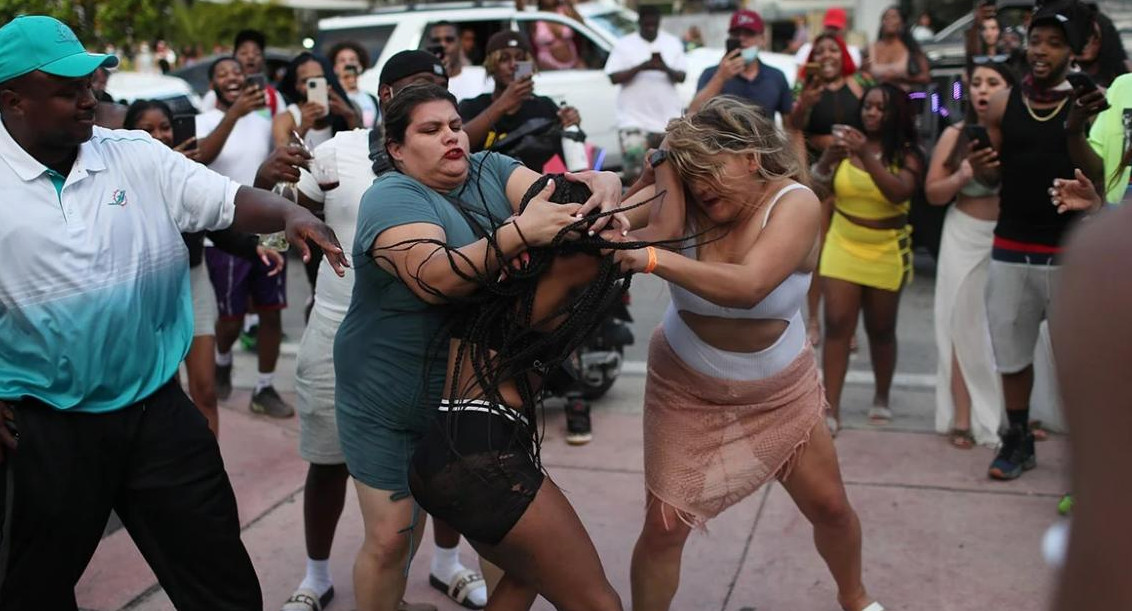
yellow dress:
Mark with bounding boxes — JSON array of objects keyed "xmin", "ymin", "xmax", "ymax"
[{"xmin": 819, "ymin": 160, "xmax": 913, "ymax": 291}]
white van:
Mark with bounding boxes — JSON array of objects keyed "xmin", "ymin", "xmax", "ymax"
[{"xmin": 317, "ymin": 1, "xmax": 796, "ymax": 169}]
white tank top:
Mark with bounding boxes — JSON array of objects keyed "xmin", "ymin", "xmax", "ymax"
[{"xmin": 667, "ymin": 183, "xmax": 812, "ymax": 322}]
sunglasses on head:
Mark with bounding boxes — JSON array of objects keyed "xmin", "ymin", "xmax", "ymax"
[
  {"xmin": 432, "ymin": 36, "xmax": 457, "ymax": 43},
  {"xmin": 972, "ymin": 54, "xmax": 1009, "ymax": 65}
]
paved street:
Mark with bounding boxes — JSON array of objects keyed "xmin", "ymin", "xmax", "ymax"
[{"xmin": 78, "ymin": 252, "xmax": 1070, "ymax": 611}]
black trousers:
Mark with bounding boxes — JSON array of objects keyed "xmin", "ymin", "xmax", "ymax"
[{"xmin": 0, "ymin": 380, "xmax": 261, "ymax": 610}]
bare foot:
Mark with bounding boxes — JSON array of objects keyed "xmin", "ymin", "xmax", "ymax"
[
  {"xmin": 849, "ymin": 334, "xmax": 859, "ymax": 353},
  {"xmin": 807, "ymin": 318, "xmax": 821, "ymax": 346}
]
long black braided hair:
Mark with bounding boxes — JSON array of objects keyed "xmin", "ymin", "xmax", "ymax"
[{"xmin": 365, "ymin": 83, "xmax": 694, "ymax": 470}]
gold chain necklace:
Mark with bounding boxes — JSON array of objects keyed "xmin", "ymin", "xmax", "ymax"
[{"xmin": 1023, "ymin": 95, "xmax": 1068, "ymax": 122}]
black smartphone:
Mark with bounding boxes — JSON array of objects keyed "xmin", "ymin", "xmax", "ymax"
[
  {"xmin": 426, "ymin": 44, "xmax": 445, "ymax": 60},
  {"xmin": 1066, "ymin": 72, "xmax": 1099, "ymax": 94},
  {"xmin": 171, "ymin": 115, "xmax": 197, "ymax": 151},
  {"xmin": 725, "ymin": 38, "xmax": 741, "ymax": 55},
  {"xmin": 246, "ymin": 73, "xmax": 267, "ymax": 90},
  {"xmin": 964, "ymin": 124, "xmax": 990, "ymax": 150}
]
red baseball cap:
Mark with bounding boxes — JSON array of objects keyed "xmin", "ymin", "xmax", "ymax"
[
  {"xmin": 729, "ymin": 9, "xmax": 764, "ymax": 35},
  {"xmin": 823, "ymin": 7, "xmax": 848, "ymax": 31}
]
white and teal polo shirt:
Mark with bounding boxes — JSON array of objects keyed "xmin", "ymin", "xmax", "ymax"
[{"xmin": 0, "ymin": 121, "xmax": 239, "ymax": 412}]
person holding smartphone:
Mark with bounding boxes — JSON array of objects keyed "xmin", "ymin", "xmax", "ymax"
[
  {"xmin": 810, "ymin": 83, "xmax": 925, "ymax": 434},
  {"xmin": 923, "ymin": 60, "xmax": 1015, "ymax": 450},
  {"xmin": 194, "ymin": 56, "xmax": 296, "ymax": 420},
  {"xmin": 603, "ymin": 4, "xmax": 686, "ymax": 184},
  {"xmin": 788, "ymin": 34, "xmax": 865, "ymax": 349},
  {"xmin": 459, "ymin": 31, "xmax": 581, "ymax": 172},
  {"xmin": 690, "ymin": 9, "xmax": 792, "ymax": 121},
  {"xmin": 968, "ymin": 0, "xmax": 1102, "ymax": 481},
  {"xmin": 330, "ymin": 41, "xmax": 380, "ymax": 128},
  {"xmin": 272, "ymin": 52, "xmax": 361, "ymax": 152}
]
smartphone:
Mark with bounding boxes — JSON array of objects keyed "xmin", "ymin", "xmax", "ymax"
[
  {"xmin": 725, "ymin": 38, "xmax": 741, "ymax": 55},
  {"xmin": 171, "ymin": 115, "xmax": 197, "ymax": 151},
  {"xmin": 1066, "ymin": 72, "xmax": 1099, "ymax": 94},
  {"xmin": 804, "ymin": 62, "xmax": 821, "ymax": 78},
  {"xmin": 246, "ymin": 73, "xmax": 267, "ymax": 91},
  {"xmin": 964, "ymin": 124, "xmax": 990, "ymax": 150},
  {"xmin": 426, "ymin": 44, "xmax": 445, "ymax": 60},
  {"xmin": 344, "ymin": 64, "xmax": 360, "ymax": 76},
  {"xmin": 514, "ymin": 60, "xmax": 534, "ymax": 81},
  {"xmin": 831, "ymin": 123, "xmax": 851, "ymax": 139},
  {"xmin": 306, "ymin": 76, "xmax": 329, "ymax": 116}
]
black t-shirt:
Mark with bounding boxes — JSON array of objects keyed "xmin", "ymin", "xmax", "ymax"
[{"xmin": 459, "ymin": 94, "xmax": 563, "ymax": 171}]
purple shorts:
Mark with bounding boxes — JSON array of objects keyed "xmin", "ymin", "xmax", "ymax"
[{"xmin": 205, "ymin": 247, "xmax": 287, "ymax": 319}]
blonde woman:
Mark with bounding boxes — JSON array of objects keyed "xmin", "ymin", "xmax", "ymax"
[
  {"xmin": 612, "ymin": 97, "xmax": 883, "ymax": 611},
  {"xmin": 924, "ymin": 62, "xmax": 1015, "ymax": 449}
]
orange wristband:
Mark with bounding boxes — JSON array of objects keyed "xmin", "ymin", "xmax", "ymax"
[{"xmin": 642, "ymin": 246, "xmax": 658, "ymax": 274}]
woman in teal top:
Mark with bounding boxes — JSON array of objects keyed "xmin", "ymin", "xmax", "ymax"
[{"xmin": 333, "ymin": 83, "xmax": 625, "ymax": 609}]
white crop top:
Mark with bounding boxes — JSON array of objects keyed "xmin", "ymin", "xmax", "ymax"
[{"xmin": 667, "ymin": 183, "xmax": 812, "ymax": 322}]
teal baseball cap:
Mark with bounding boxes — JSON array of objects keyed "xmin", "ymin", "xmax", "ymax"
[{"xmin": 0, "ymin": 15, "xmax": 119, "ymax": 85}]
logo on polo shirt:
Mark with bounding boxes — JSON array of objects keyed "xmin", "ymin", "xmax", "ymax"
[{"xmin": 107, "ymin": 189, "xmax": 127, "ymax": 206}]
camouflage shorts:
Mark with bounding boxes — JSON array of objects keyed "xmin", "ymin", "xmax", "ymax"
[{"xmin": 618, "ymin": 129, "xmax": 665, "ymax": 183}]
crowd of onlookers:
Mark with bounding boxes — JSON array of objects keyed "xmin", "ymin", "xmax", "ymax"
[{"xmin": 56, "ymin": 0, "xmax": 1132, "ymax": 607}]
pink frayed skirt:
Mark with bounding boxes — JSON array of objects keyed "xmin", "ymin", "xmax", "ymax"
[{"xmin": 643, "ymin": 327, "xmax": 826, "ymax": 527}]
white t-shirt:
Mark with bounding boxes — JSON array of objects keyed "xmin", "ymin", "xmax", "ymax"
[
  {"xmin": 448, "ymin": 66, "xmax": 494, "ymax": 102},
  {"xmin": 794, "ymin": 41, "xmax": 863, "ymax": 72},
  {"xmin": 604, "ymin": 31, "xmax": 687, "ymax": 134},
  {"xmin": 296, "ymin": 129, "xmax": 374, "ymax": 321},
  {"xmin": 195, "ymin": 109, "xmax": 273, "ymax": 186}
]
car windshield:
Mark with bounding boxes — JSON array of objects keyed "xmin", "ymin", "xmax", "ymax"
[{"xmin": 585, "ymin": 10, "xmax": 637, "ymax": 39}]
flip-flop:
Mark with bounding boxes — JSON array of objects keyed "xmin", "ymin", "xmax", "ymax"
[
  {"xmin": 281, "ymin": 586, "xmax": 334, "ymax": 611},
  {"xmin": 430, "ymin": 569, "xmax": 486, "ymax": 610},
  {"xmin": 867, "ymin": 406, "xmax": 892, "ymax": 423},
  {"xmin": 948, "ymin": 428, "xmax": 975, "ymax": 449},
  {"xmin": 861, "ymin": 603, "xmax": 886, "ymax": 611}
]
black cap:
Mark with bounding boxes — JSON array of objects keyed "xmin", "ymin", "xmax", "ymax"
[
  {"xmin": 379, "ymin": 50, "xmax": 447, "ymax": 86},
  {"xmin": 1030, "ymin": 0, "xmax": 1095, "ymax": 54},
  {"xmin": 485, "ymin": 30, "xmax": 532, "ymax": 56}
]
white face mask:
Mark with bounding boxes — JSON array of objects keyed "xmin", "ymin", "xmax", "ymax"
[{"xmin": 741, "ymin": 46, "xmax": 759, "ymax": 64}]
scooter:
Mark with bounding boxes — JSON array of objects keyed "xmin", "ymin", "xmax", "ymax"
[
  {"xmin": 575, "ymin": 290, "xmax": 634, "ymax": 400},
  {"xmin": 540, "ymin": 290, "xmax": 635, "ymax": 402}
]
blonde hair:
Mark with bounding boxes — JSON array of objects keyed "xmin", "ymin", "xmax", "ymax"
[{"xmin": 665, "ymin": 96, "xmax": 801, "ymax": 187}]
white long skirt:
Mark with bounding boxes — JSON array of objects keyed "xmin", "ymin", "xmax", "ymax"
[{"xmin": 933, "ymin": 206, "xmax": 1003, "ymax": 446}]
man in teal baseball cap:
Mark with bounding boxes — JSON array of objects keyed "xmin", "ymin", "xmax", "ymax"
[
  {"xmin": 0, "ymin": 15, "xmax": 349, "ymax": 611},
  {"xmin": 0, "ymin": 15, "xmax": 118, "ymax": 85}
]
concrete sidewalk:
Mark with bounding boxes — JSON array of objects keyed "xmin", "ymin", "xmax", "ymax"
[{"xmin": 77, "ymin": 356, "xmax": 1066, "ymax": 611}]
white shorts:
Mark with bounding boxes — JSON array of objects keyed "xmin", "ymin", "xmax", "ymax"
[
  {"xmin": 190, "ymin": 263, "xmax": 218, "ymax": 338},
  {"xmin": 295, "ymin": 308, "xmax": 345, "ymax": 464}
]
